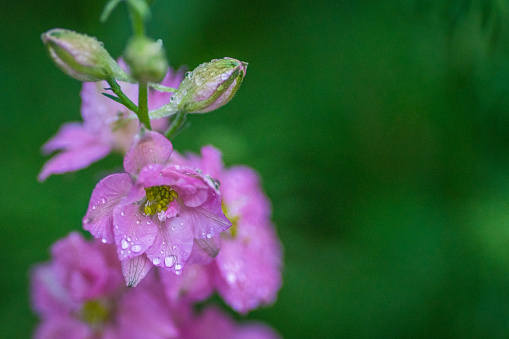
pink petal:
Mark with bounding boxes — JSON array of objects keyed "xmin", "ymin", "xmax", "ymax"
[
  {"xmin": 41, "ymin": 123, "xmax": 100, "ymax": 154},
  {"xmin": 83, "ymin": 173, "xmax": 132, "ymax": 244},
  {"xmin": 34, "ymin": 317, "xmax": 92, "ymax": 339},
  {"xmin": 121, "ymin": 255, "xmax": 153, "ymax": 287},
  {"xmin": 179, "ymin": 202, "xmax": 231, "ymax": 240},
  {"xmin": 159, "ymin": 263, "xmax": 213, "ymax": 305},
  {"xmin": 117, "ymin": 274, "xmax": 179, "ymax": 338},
  {"xmin": 38, "ymin": 142, "xmax": 111, "ymax": 181},
  {"xmin": 145, "ymin": 217, "xmax": 194, "ymax": 274},
  {"xmin": 113, "ymin": 203, "xmax": 158, "ymax": 261},
  {"xmin": 123, "ymin": 131, "xmax": 173, "ymax": 175}
]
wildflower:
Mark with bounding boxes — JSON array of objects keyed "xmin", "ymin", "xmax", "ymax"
[
  {"xmin": 38, "ymin": 61, "xmax": 184, "ymax": 181},
  {"xmin": 170, "ymin": 146, "xmax": 283, "ymax": 313},
  {"xmin": 83, "ymin": 131, "xmax": 231, "ymax": 286},
  {"xmin": 30, "ymin": 232, "xmax": 178, "ymax": 339}
]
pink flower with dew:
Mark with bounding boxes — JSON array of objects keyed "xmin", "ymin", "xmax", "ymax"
[
  {"xmin": 38, "ymin": 61, "xmax": 184, "ymax": 181},
  {"xmin": 177, "ymin": 306, "xmax": 281, "ymax": 339},
  {"xmin": 30, "ymin": 232, "xmax": 179, "ymax": 339},
  {"xmin": 169, "ymin": 146, "xmax": 283, "ymax": 313},
  {"xmin": 83, "ymin": 131, "xmax": 231, "ymax": 286}
]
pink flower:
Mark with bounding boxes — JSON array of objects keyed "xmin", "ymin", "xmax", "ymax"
[
  {"xmin": 177, "ymin": 306, "xmax": 281, "ymax": 339},
  {"xmin": 170, "ymin": 146, "xmax": 283, "ymax": 313},
  {"xmin": 83, "ymin": 131, "xmax": 231, "ymax": 286},
  {"xmin": 38, "ymin": 62, "xmax": 184, "ymax": 181},
  {"xmin": 30, "ymin": 232, "xmax": 179, "ymax": 339}
]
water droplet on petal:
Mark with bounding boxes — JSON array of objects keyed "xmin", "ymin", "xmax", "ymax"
[
  {"xmin": 174, "ymin": 264, "xmax": 182, "ymax": 270},
  {"xmin": 164, "ymin": 256, "xmax": 175, "ymax": 267},
  {"xmin": 120, "ymin": 210, "xmax": 126, "ymax": 216},
  {"xmin": 136, "ymin": 219, "xmax": 141, "ymax": 224},
  {"xmin": 121, "ymin": 239, "xmax": 129, "ymax": 249},
  {"xmin": 152, "ymin": 257, "xmax": 161, "ymax": 265},
  {"xmin": 206, "ymin": 233, "xmax": 212, "ymax": 239},
  {"xmin": 127, "ymin": 237, "xmax": 131, "ymax": 242},
  {"xmin": 226, "ymin": 272, "xmax": 236, "ymax": 284},
  {"xmin": 146, "ymin": 220, "xmax": 152, "ymax": 225},
  {"xmin": 131, "ymin": 244, "xmax": 142, "ymax": 252},
  {"xmin": 101, "ymin": 238, "xmax": 107, "ymax": 243},
  {"xmin": 101, "ymin": 198, "xmax": 107, "ymax": 204},
  {"xmin": 92, "ymin": 205, "xmax": 97, "ymax": 210}
]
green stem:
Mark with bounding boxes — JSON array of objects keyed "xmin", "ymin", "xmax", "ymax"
[
  {"xmin": 107, "ymin": 79, "xmax": 138, "ymax": 113},
  {"xmin": 138, "ymin": 81, "xmax": 151, "ymax": 130},
  {"xmin": 127, "ymin": 2, "xmax": 145, "ymax": 37},
  {"xmin": 165, "ymin": 111, "xmax": 187, "ymax": 140}
]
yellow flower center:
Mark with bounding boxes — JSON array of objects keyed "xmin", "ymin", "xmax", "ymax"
[
  {"xmin": 222, "ymin": 202, "xmax": 239, "ymax": 238},
  {"xmin": 81, "ymin": 299, "xmax": 110, "ymax": 329},
  {"xmin": 144, "ymin": 185, "xmax": 178, "ymax": 216}
]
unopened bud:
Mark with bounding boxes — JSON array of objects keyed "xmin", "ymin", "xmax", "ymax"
[
  {"xmin": 41, "ymin": 28, "xmax": 129, "ymax": 82},
  {"xmin": 124, "ymin": 37, "xmax": 169, "ymax": 83},
  {"xmin": 174, "ymin": 57, "xmax": 247, "ymax": 113}
]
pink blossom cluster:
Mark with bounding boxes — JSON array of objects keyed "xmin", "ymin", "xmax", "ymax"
[
  {"xmin": 31, "ymin": 232, "xmax": 280, "ymax": 339},
  {"xmin": 34, "ymin": 65, "xmax": 283, "ymax": 337}
]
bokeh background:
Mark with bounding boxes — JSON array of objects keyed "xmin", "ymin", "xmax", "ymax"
[{"xmin": 3, "ymin": 0, "xmax": 509, "ymax": 337}]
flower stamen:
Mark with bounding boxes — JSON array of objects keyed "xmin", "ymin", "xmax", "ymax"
[{"xmin": 144, "ymin": 185, "xmax": 178, "ymax": 215}]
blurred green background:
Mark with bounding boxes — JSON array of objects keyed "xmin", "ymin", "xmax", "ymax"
[{"xmin": 3, "ymin": 0, "xmax": 509, "ymax": 337}]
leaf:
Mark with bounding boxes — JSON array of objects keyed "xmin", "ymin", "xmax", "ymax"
[
  {"xmin": 100, "ymin": 0, "xmax": 123, "ymax": 23},
  {"xmin": 102, "ymin": 92, "xmax": 123, "ymax": 104}
]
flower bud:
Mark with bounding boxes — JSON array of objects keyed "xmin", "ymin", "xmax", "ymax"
[
  {"xmin": 41, "ymin": 28, "xmax": 129, "ymax": 82},
  {"xmin": 124, "ymin": 37, "xmax": 169, "ymax": 83},
  {"xmin": 174, "ymin": 57, "xmax": 248, "ymax": 113}
]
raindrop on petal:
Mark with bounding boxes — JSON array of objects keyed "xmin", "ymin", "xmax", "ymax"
[{"xmin": 121, "ymin": 239, "xmax": 129, "ymax": 249}]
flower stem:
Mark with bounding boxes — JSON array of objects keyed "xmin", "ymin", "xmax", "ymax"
[
  {"xmin": 127, "ymin": 2, "xmax": 145, "ymax": 37},
  {"xmin": 138, "ymin": 81, "xmax": 151, "ymax": 130},
  {"xmin": 165, "ymin": 111, "xmax": 187, "ymax": 140},
  {"xmin": 107, "ymin": 78, "xmax": 138, "ymax": 113}
]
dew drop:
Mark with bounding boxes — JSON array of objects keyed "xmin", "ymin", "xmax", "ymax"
[
  {"xmin": 226, "ymin": 272, "xmax": 236, "ymax": 283},
  {"xmin": 152, "ymin": 257, "xmax": 161, "ymax": 265},
  {"xmin": 100, "ymin": 198, "xmax": 107, "ymax": 204},
  {"xmin": 171, "ymin": 226, "xmax": 175, "ymax": 231},
  {"xmin": 101, "ymin": 238, "xmax": 107, "ymax": 243},
  {"xmin": 127, "ymin": 237, "xmax": 131, "ymax": 242},
  {"xmin": 164, "ymin": 256, "xmax": 175, "ymax": 267},
  {"xmin": 121, "ymin": 239, "xmax": 129, "ymax": 249},
  {"xmin": 185, "ymin": 71, "xmax": 193, "ymax": 79},
  {"xmin": 180, "ymin": 222, "xmax": 184, "ymax": 226},
  {"xmin": 92, "ymin": 205, "xmax": 97, "ymax": 210},
  {"xmin": 146, "ymin": 220, "xmax": 152, "ymax": 225},
  {"xmin": 136, "ymin": 219, "xmax": 141, "ymax": 224},
  {"xmin": 174, "ymin": 264, "xmax": 182, "ymax": 270},
  {"xmin": 120, "ymin": 210, "xmax": 126, "ymax": 216},
  {"xmin": 206, "ymin": 233, "xmax": 212, "ymax": 239},
  {"xmin": 131, "ymin": 244, "xmax": 142, "ymax": 253}
]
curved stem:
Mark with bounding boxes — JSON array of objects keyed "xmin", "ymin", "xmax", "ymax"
[
  {"xmin": 127, "ymin": 2, "xmax": 145, "ymax": 37},
  {"xmin": 137, "ymin": 81, "xmax": 151, "ymax": 130},
  {"xmin": 165, "ymin": 111, "xmax": 187, "ymax": 140},
  {"xmin": 107, "ymin": 78, "xmax": 138, "ymax": 113}
]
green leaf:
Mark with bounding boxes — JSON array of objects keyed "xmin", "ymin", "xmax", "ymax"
[
  {"xmin": 101, "ymin": 92, "xmax": 123, "ymax": 104},
  {"xmin": 100, "ymin": 0, "xmax": 123, "ymax": 23}
]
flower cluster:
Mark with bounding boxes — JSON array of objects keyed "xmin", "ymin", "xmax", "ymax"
[
  {"xmin": 31, "ymin": 232, "xmax": 280, "ymax": 339},
  {"xmin": 33, "ymin": 3, "xmax": 282, "ymax": 337}
]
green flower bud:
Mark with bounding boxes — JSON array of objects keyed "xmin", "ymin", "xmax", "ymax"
[
  {"xmin": 124, "ymin": 37, "xmax": 169, "ymax": 84},
  {"xmin": 176, "ymin": 57, "xmax": 248, "ymax": 113},
  {"xmin": 41, "ymin": 28, "xmax": 129, "ymax": 82},
  {"xmin": 149, "ymin": 57, "xmax": 247, "ymax": 118}
]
